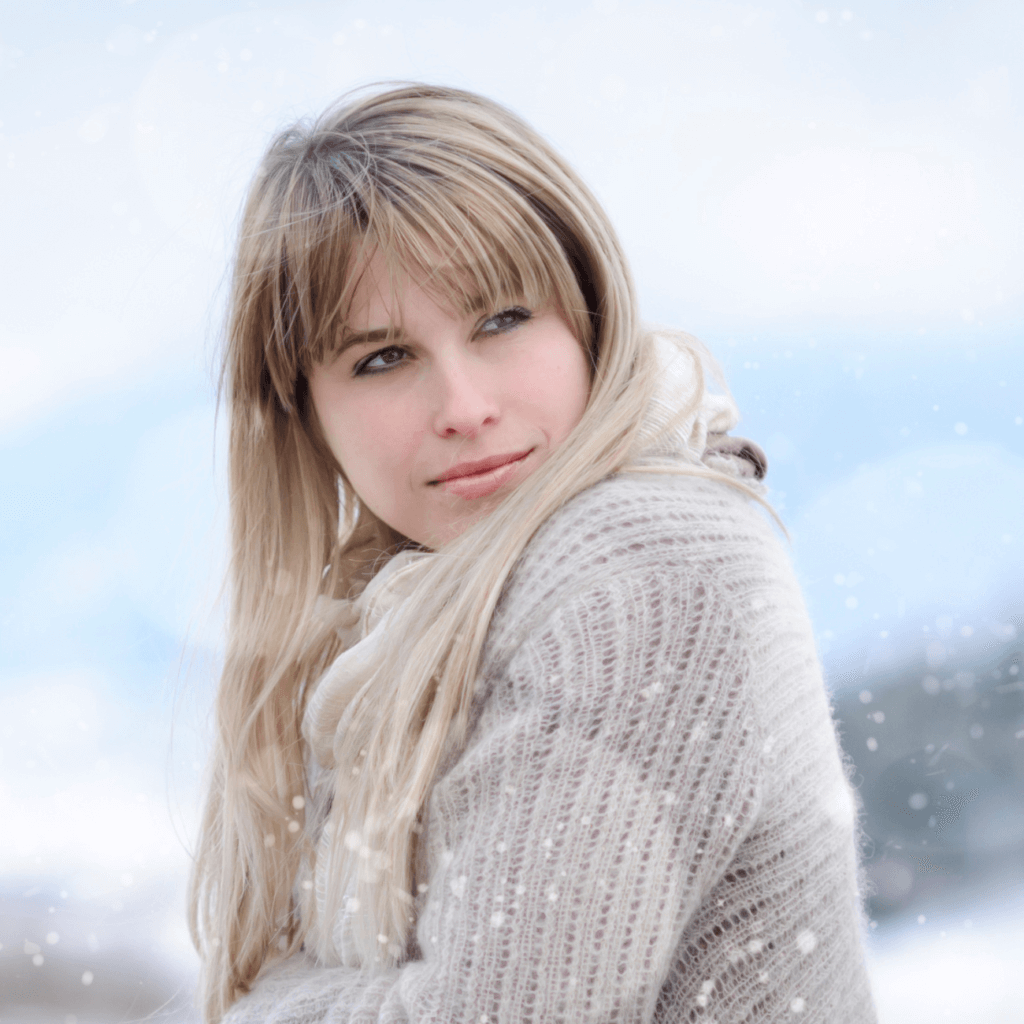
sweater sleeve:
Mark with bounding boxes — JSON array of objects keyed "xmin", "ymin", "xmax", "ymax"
[{"xmin": 223, "ymin": 565, "xmax": 766, "ymax": 1024}]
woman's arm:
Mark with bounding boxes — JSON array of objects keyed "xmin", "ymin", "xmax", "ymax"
[{"xmin": 224, "ymin": 565, "xmax": 765, "ymax": 1023}]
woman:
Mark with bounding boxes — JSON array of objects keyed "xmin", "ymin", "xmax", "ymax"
[{"xmin": 190, "ymin": 83, "xmax": 878, "ymax": 1023}]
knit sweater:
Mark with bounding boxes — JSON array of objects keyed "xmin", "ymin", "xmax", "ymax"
[{"xmin": 223, "ymin": 469, "xmax": 878, "ymax": 1024}]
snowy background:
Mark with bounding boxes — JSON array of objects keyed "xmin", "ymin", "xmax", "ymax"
[{"xmin": 2, "ymin": 1, "xmax": 1022, "ymax": 1021}]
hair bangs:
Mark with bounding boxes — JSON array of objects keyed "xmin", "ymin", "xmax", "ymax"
[
  {"xmin": 307, "ymin": 154, "xmax": 592, "ymax": 369},
  {"xmin": 282, "ymin": 184, "xmax": 377, "ymax": 375}
]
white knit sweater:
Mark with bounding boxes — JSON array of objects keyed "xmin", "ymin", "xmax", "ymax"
[{"xmin": 224, "ymin": 469, "xmax": 878, "ymax": 1023}]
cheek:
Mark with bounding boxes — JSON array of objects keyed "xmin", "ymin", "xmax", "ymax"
[
  {"xmin": 327, "ymin": 396, "xmax": 421, "ymax": 490},
  {"xmin": 530, "ymin": 342, "xmax": 591, "ymax": 438}
]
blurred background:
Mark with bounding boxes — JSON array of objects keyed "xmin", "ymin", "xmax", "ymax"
[{"xmin": 2, "ymin": 1, "xmax": 1022, "ymax": 1021}]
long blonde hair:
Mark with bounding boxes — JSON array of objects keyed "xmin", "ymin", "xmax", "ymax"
[{"xmin": 189, "ymin": 82, "xmax": 764, "ymax": 1022}]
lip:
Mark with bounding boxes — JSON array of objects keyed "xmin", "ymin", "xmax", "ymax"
[
  {"xmin": 432, "ymin": 449, "xmax": 534, "ymax": 483},
  {"xmin": 432, "ymin": 448, "xmax": 534, "ymax": 501}
]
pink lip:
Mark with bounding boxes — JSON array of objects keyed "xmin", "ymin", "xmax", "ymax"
[
  {"xmin": 434, "ymin": 449, "xmax": 533, "ymax": 500},
  {"xmin": 433, "ymin": 449, "xmax": 534, "ymax": 483}
]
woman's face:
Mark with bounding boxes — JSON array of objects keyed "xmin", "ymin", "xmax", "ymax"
[{"xmin": 308, "ymin": 251, "xmax": 592, "ymax": 549}]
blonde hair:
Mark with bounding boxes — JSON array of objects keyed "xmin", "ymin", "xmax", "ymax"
[{"xmin": 189, "ymin": 82, "xmax": 764, "ymax": 1022}]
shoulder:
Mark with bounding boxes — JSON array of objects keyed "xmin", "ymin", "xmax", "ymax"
[
  {"xmin": 513, "ymin": 466, "xmax": 783, "ymax": 603},
  {"xmin": 482, "ymin": 467, "xmax": 792, "ymax": 673}
]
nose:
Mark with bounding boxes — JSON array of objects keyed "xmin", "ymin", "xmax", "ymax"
[{"xmin": 430, "ymin": 351, "xmax": 500, "ymax": 439}]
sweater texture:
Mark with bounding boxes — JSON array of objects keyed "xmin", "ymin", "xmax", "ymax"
[{"xmin": 224, "ymin": 468, "xmax": 878, "ymax": 1024}]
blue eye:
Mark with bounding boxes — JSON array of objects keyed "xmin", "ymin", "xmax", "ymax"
[
  {"xmin": 480, "ymin": 307, "xmax": 532, "ymax": 334},
  {"xmin": 354, "ymin": 346, "xmax": 407, "ymax": 376},
  {"xmin": 351, "ymin": 308, "xmax": 532, "ymax": 377}
]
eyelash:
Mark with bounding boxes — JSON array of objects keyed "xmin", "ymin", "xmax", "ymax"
[{"xmin": 353, "ymin": 307, "xmax": 533, "ymax": 377}]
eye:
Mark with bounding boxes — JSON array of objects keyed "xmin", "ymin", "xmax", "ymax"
[
  {"xmin": 353, "ymin": 345, "xmax": 408, "ymax": 376},
  {"xmin": 479, "ymin": 306, "xmax": 533, "ymax": 335}
]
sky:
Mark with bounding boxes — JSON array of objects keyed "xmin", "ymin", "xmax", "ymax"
[{"xmin": 1, "ymin": 1, "xmax": 1022, "ymax": 1019}]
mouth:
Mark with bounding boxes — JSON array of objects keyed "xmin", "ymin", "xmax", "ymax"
[
  {"xmin": 431, "ymin": 448, "xmax": 534, "ymax": 485},
  {"xmin": 432, "ymin": 449, "xmax": 534, "ymax": 500}
]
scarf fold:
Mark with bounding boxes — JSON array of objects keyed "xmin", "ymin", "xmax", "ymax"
[
  {"xmin": 302, "ymin": 549, "xmax": 436, "ymax": 770},
  {"xmin": 627, "ymin": 334, "xmax": 767, "ymax": 480},
  {"xmin": 300, "ymin": 548, "xmax": 438, "ymax": 966}
]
